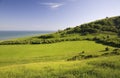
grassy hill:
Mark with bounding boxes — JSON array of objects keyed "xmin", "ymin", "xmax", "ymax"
[
  {"xmin": 0, "ymin": 16, "xmax": 120, "ymax": 47},
  {"xmin": 63, "ymin": 16, "xmax": 120, "ymax": 35},
  {"xmin": 0, "ymin": 16, "xmax": 120, "ymax": 78}
]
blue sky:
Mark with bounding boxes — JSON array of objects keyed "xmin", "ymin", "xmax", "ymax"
[{"xmin": 0, "ymin": 0, "xmax": 120, "ymax": 31}]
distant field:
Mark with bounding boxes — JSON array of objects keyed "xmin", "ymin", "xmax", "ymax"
[{"xmin": 0, "ymin": 41, "xmax": 114, "ymax": 67}]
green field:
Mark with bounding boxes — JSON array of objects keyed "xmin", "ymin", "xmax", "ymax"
[
  {"xmin": 0, "ymin": 56, "xmax": 120, "ymax": 78},
  {"xmin": 0, "ymin": 40, "xmax": 120, "ymax": 78},
  {"xmin": 0, "ymin": 41, "xmax": 113, "ymax": 66}
]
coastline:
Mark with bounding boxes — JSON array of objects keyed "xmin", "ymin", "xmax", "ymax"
[{"xmin": 0, "ymin": 31, "xmax": 55, "ymax": 41}]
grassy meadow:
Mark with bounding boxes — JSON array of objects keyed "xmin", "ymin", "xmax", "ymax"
[
  {"xmin": 0, "ymin": 41, "xmax": 113, "ymax": 66},
  {"xmin": 0, "ymin": 40, "xmax": 120, "ymax": 78},
  {"xmin": 0, "ymin": 56, "xmax": 120, "ymax": 78}
]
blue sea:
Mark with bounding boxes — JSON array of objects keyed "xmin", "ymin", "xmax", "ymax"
[{"xmin": 0, "ymin": 31, "xmax": 54, "ymax": 40}]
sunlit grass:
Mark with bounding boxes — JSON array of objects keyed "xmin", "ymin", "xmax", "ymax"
[
  {"xmin": 0, "ymin": 56, "xmax": 120, "ymax": 78},
  {"xmin": 0, "ymin": 41, "xmax": 114, "ymax": 66}
]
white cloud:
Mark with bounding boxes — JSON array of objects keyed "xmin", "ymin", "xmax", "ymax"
[
  {"xmin": 67, "ymin": 0, "xmax": 78, "ymax": 2},
  {"xmin": 40, "ymin": 2, "xmax": 64, "ymax": 9}
]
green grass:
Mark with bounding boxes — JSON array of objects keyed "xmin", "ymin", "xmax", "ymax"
[
  {"xmin": 0, "ymin": 41, "xmax": 113, "ymax": 66},
  {"xmin": 0, "ymin": 40, "xmax": 119, "ymax": 78},
  {"xmin": 0, "ymin": 55, "xmax": 120, "ymax": 78}
]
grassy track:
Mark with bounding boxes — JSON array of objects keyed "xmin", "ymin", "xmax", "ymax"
[{"xmin": 0, "ymin": 41, "xmax": 113, "ymax": 66}]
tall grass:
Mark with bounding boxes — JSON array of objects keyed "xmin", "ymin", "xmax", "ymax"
[{"xmin": 0, "ymin": 56, "xmax": 120, "ymax": 78}]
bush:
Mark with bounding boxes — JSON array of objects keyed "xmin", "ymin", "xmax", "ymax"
[
  {"xmin": 105, "ymin": 47, "xmax": 109, "ymax": 51},
  {"xmin": 38, "ymin": 34, "xmax": 54, "ymax": 39}
]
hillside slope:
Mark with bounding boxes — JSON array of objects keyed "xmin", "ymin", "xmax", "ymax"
[
  {"xmin": 0, "ymin": 16, "xmax": 120, "ymax": 47},
  {"xmin": 63, "ymin": 16, "xmax": 120, "ymax": 35}
]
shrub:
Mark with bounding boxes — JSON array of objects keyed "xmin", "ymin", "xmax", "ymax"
[
  {"xmin": 38, "ymin": 34, "xmax": 54, "ymax": 39},
  {"xmin": 105, "ymin": 47, "xmax": 109, "ymax": 51}
]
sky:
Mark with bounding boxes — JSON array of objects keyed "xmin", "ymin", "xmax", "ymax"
[{"xmin": 0, "ymin": 0, "xmax": 120, "ymax": 31}]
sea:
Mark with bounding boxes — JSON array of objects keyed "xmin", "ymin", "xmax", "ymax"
[{"xmin": 0, "ymin": 31, "xmax": 55, "ymax": 40}]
